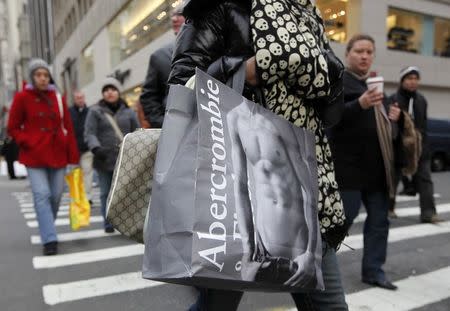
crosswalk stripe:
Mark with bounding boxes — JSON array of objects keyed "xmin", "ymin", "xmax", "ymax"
[
  {"xmin": 341, "ymin": 221, "xmax": 450, "ymax": 252},
  {"xmin": 353, "ymin": 203, "xmax": 450, "ymax": 224},
  {"xmin": 26, "ymin": 216, "xmax": 103, "ymax": 228},
  {"xmin": 30, "ymin": 229, "xmax": 120, "ymax": 244},
  {"xmin": 24, "ymin": 210, "xmax": 70, "ymax": 219},
  {"xmin": 395, "ymin": 193, "xmax": 441, "ymax": 203},
  {"xmin": 21, "ymin": 206, "xmax": 69, "ymax": 213},
  {"xmin": 345, "ymin": 266, "xmax": 450, "ymax": 311},
  {"xmin": 33, "ymin": 244, "xmax": 144, "ymax": 269},
  {"xmin": 42, "ymin": 272, "xmax": 162, "ymax": 305},
  {"xmin": 285, "ymin": 266, "xmax": 450, "ymax": 311}
]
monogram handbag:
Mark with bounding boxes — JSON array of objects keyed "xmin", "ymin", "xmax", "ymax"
[{"xmin": 106, "ymin": 128, "xmax": 161, "ymax": 243}]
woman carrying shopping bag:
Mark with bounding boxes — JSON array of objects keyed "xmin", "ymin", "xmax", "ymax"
[
  {"xmin": 84, "ymin": 77, "xmax": 139, "ymax": 233},
  {"xmin": 7, "ymin": 58, "xmax": 79, "ymax": 255},
  {"xmin": 168, "ymin": 1, "xmax": 348, "ymax": 310}
]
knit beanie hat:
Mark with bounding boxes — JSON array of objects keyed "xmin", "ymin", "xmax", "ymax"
[
  {"xmin": 400, "ymin": 66, "xmax": 420, "ymax": 82},
  {"xmin": 28, "ymin": 58, "xmax": 51, "ymax": 83},
  {"xmin": 101, "ymin": 77, "xmax": 122, "ymax": 93}
]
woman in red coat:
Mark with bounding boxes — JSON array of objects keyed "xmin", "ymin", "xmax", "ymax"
[{"xmin": 7, "ymin": 58, "xmax": 79, "ymax": 255}]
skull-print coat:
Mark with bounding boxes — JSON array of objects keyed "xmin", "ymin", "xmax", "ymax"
[{"xmin": 169, "ymin": 0, "xmax": 347, "ymax": 243}]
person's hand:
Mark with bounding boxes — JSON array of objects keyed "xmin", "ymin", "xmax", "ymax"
[
  {"xmin": 389, "ymin": 102, "xmax": 401, "ymax": 122},
  {"xmin": 284, "ymin": 251, "xmax": 316, "ymax": 287},
  {"xmin": 245, "ymin": 56, "xmax": 259, "ymax": 86},
  {"xmin": 92, "ymin": 147, "xmax": 108, "ymax": 160},
  {"xmin": 358, "ymin": 88, "xmax": 384, "ymax": 109}
]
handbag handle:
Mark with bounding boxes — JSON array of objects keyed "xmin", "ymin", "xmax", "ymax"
[
  {"xmin": 103, "ymin": 113, "xmax": 124, "ymax": 142},
  {"xmin": 56, "ymin": 93, "xmax": 68, "ymax": 136}
]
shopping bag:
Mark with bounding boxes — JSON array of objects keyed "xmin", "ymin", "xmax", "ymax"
[
  {"xmin": 65, "ymin": 168, "xmax": 91, "ymax": 230},
  {"xmin": 143, "ymin": 68, "xmax": 323, "ymax": 292}
]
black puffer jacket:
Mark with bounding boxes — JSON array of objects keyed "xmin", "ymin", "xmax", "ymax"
[
  {"xmin": 168, "ymin": 0, "xmax": 253, "ymax": 86},
  {"xmin": 170, "ymin": 0, "xmax": 343, "ymax": 127}
]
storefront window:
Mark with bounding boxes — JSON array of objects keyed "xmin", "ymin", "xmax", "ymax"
[
  {"xmin": 386, "ymin": 8, "xmax": 425, "ymax": 54},
  {"xmin": 108, "ymin": 0, "xmax": 178, "ymax": 67},
  {"xmin": 79, "ymin": 43, "xmax": 94, "ymax": 87},
  {"xmin": 435, "ymin": 18, "xmax": 450, "ymax": 57},
  {"xmin": 316, "ymin": 0, "xmax": 348, "ymax": 43},
  {"xmin": 122, "ymin": 85, "xmax": 142, "ymax": 108}
]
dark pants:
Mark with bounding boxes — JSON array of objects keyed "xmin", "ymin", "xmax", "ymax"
[
  {"xmin": 415, "ymin": 158, "xmax": 437, "ymax": 221},
  {"xmin": 341, "ymin": 191, "xmax": 389, "ymax": 282},
  {"xmin": 188, "ymin": 243, "xmax": 348, "ymax": 311},
  {"xmin": 3, "ymin": 140, "xmax": 19, "ymax": 179},
  {"xmin": 97, "ymin": 170, "xmax": 114, "ymax": 230},
  {"xmin": 390, "ymin": 158, "xmax": 436, "ymax": 221}
]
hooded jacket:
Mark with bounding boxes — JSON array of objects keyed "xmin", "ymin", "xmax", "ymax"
[{"xmin": 7, "ymin": 87, "xmax": 79, "ymax": 168}]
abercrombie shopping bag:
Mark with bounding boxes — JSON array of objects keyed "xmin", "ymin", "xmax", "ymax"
[{"xmin": 143, "ymin": 68, "xmax": 324, "ymax": 291}]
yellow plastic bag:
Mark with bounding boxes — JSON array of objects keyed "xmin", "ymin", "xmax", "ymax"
[{"xmin": 65, "ymin": 168, "xmax": 91, "ymax": 230}]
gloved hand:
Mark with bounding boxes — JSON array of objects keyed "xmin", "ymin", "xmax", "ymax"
[{"xmin": 92, "ymin": 147, "xmax": 108, "ymax": 161}]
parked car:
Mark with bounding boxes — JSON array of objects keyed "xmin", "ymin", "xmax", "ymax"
[{"xmin": 427, "ymin": 118, "xmax": 450, "ymax": 171}]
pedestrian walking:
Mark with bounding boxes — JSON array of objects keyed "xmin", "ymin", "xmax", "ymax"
[
  {"xmin": 329, "ymin": 34, "xmax": 402, "ymax": 290},
  {"xmin": 139, "ymin": 5, "xmax": 185, "ymax": 128},
  {"xmin": 69, "ymin": 91, "xmax": 94, "ymax": 203},
  {"xmin": 7, "ymin": 58, "xmax": 79, "ymax": 255},
  {"xmin": 389, "ymin": 67, "xmax": 442, "ymax": 223},
  {"xmin": 84, "ymin": 77, "xmax": 139, "ymax": 233},
  {"xmin": 0, "ymin": 106, "xmax": 21, "ymax": 180},
  {"xmin": 169, "ymin": 1, "xmax": 348, "ymax": 310}
]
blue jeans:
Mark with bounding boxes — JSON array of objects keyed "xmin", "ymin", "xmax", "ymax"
[
  {"xmin": 27, "ymin": 167, "xmax": 65, "ymax": 245},
  {"xmin": 188, "ymin": 243, "xmax": 348, "ymax": 311},
  {"xmin": 341, "ymin": 191, "xmax": 389, "ymax": 282},
  {"xmin": 97, "ymin": 170, "xmax": 114, "ymax": 230}
]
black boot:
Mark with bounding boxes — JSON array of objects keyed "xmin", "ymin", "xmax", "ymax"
[{"xmin": 43, "ymin": 241, "xmax": 58, "ymax": 256}]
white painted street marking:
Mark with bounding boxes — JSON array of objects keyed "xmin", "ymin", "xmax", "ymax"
[
  {"xmin": 21, "ymin": 205, "xmax": 69, "ymax": 213},
  {"xmin": 31, "ymin": 229, "xmax": 120, "ymax": 244},
  {"xmin": 42, "ymin": 272, "xmax": 162, "ymax": 305},
  {"xmin": 27, "ymin": 216, "xmax": 103, "ymax": 228},
  {"xmin": 396, "ymin": 193, "xmax": 441, "ymax": 203},
  {"xmin": 33, "ymin": 244, "xmax": 144, "ymax": 269},
  {"xmin": 353, "ymin": 203, "xmax": 450, "ymax": 224},
  {"xmin": 346, "ymin": 266, "xmax": 450, "ymax": 311},
  {"xmin": 24, "ymin": 210, "xmax": 70, "ymax": 219},
  {"xmin": 341, "ymin": 221, "xmax": 450, "ymax": 252}
]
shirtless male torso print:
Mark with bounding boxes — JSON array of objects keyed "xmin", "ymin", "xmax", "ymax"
[{"xmin": 227, "ymin": 99, "xmax": 320, "ymax": 287}]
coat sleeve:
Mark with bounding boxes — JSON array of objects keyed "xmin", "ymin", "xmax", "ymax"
[
  {"xmin": 84, "ymin": 109, "xmax": 101, "ymax": 151},
  {"xmin": 7, "ymin": 93, "xmax": 28, "ymax": 147},
  {"xmin": 62, "ymin": 96, "xmax": 80, "ymax": 164},
  {"xmin": 140, "ymin": 53, "xmax": 165, "ymax": 127},
  {"xmin": 168, "ymin": 5, "xmax": 226, "ymax": 86},
  {"xmin": 129, "ymin": 109, "xmax": 140, "ymax": 132}
]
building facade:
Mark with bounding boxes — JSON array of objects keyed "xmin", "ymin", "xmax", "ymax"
[
  {"xmin": 52, "ymin": 0, "xmax": 450, "ymax": 117},
  {"xmin": 0, "ymin": 0, "xmax": 29, "ymax": 107}
]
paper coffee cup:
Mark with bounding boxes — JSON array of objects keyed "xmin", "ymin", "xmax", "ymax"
[{"xmin": 366, "ymin": 76, "xmax": 384, "ymax": 93}]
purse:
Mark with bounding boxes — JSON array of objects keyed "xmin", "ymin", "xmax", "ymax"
[{"xmin": 104, "ymin": 113, "xmax": 161, "ymax": 243}]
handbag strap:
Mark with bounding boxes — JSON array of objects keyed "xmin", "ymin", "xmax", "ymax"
[
  {"xmin": 56, "ymin": 93, "xmax": 68, "ymax": 136},
  {"xmin": 103, "ymin": 112, "xmax": 124, "ymax": 142}
]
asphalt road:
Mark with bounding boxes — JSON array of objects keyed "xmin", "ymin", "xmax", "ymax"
[{"xmin": 0, "ymin": 171, "xmax": 449, "ymax": 311}]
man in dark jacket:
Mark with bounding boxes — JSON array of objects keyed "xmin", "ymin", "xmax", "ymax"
[
  {"xmin": 390, "ymin": 67, "xmax": 441, "ymax": 223},
  {"xmin": 69, "ymin": 91, "xmax": 93, "ymax": 201},
  {"xmin": 329, "ymin": 34, "xmax": 402, "ymax": 291},
  {"xmin": 139, "ymin": 6, "xmax": 185, "ymax": 128}
]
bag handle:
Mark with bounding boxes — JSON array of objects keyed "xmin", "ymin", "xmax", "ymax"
[
  {"xmin": 103, "ymin": 113, "xmax": 124, "ymax": 142},
  {"xmin": 56, "ymin": 93, "xmax": 68, "ymax": 136},
  {"xmin": 226, "ymin": 62, "xmax": 246, "ymax": 95}
]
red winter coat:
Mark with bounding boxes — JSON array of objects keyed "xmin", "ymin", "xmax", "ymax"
[{"xmin": 7, "ymin": 88, "xmax": 79, "ymax": 168}]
